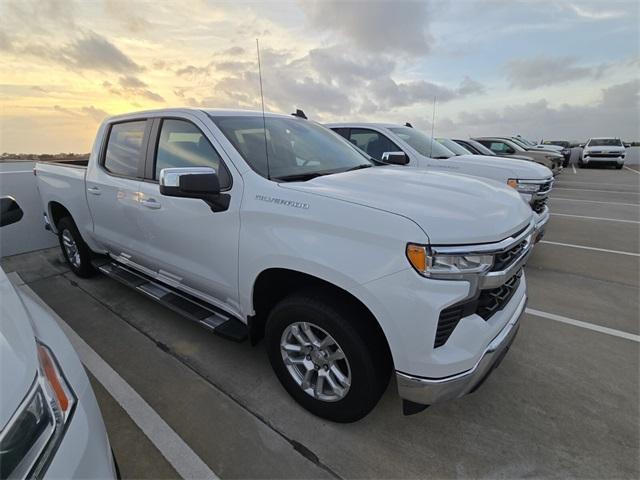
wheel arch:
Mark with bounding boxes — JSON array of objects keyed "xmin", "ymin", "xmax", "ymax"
[{"xmin": 250, "ymin": 268, "xmax": 393, "ymax": 364}]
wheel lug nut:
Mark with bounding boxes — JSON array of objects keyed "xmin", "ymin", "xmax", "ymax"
[{"xmin": 306, "ymin": 355, "xmax": 311, "ymax": 360}]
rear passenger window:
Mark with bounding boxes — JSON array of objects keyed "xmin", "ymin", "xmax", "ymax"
[
  {"xmin": 104, "ymin": 121, "xmax": 146, "ymax": 177},
  {"xmin": 348, "ymin": 128, "xmax": 401, "ymax": 161},
  {"xmin": 155, "ymin": 119, "xmax": 231, "ymax": 189}
]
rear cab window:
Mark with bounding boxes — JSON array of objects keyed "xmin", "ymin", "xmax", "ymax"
[{"xmin": 103, "ymin": 121, "xmax": 147, "ymax": 177}]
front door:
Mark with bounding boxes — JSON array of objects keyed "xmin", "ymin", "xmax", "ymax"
[{"xmin": 135, "ymin": 115, "xmax": 242, "ymax": 315}]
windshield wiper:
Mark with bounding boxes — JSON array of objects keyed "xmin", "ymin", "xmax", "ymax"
[{"xmin": 274, "ymin": 170, "xmax": 337, "ymax": 182}]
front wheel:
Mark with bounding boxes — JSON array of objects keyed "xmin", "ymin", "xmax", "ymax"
[
  {"xmin": 265, "ymin": 291, "xmax": 390, "ymax": 422},
  {"xmin": 57, "ymin": 217, "xmax": 96, "ymax": 278},
  {"xmin": 615, "ymin": 164, "xmax": 623, "ymax": 170}
]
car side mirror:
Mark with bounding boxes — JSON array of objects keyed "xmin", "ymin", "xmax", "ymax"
[
  {"xmin": 0, "ymin": 196, "xmax": 24, "ymax": 227},
  {"xmin": 623, "ymin": 143, "xmax": 630, "ymax": 148},
  {"xmin": 505, "ymin": 147, "xmax": 515, "ymax": 154},
  {"xmin": 159, "ymin": 167, "xmax": 229, "ymax": 212},
  {"xmin": 578, "ymin": 144, "xmax": 585, "ymax": 148},
  {"xmin": 381, "ymin": 151, "xmax": 409, "ymax": 165}
]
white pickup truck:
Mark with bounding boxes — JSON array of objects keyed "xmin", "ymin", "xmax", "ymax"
[
  {"xmin": 326, "ymin": 123, "xmax": 553, "ymax": 241},
  {"xmin": 36, "ymin": 108, "xmax": 534, "ymax": 422}
]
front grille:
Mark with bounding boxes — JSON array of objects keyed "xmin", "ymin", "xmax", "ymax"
[
  {"xmin": 531, "ymin": 198, "xmax": 547, "ymax": 214},
  {"xmin": 434, "ymin": 270, "xmax": 523, "ymax": 348},
  {"xmin": 538, "ymin": 180, "xmax": 553, "ymax": 193},
  {"xmin": 492, "ymin": 239, "xmax": 527, "ymax": 271},
  {"xmin": 589, "ymin": 153, "xmax": 622, "ymax": 158}
]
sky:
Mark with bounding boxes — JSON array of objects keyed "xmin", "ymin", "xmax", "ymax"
[{"xmin": 0, "ymin": 0, "xmax": 638, "ymax": 153}]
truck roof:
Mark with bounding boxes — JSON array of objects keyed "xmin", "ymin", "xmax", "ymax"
[
  {"xmin": 324, "ymin": 122, "xmax": 404, "ymax": 129},
  {"xmin": 104, "ymin": 107, "xmax": 296, "ymax": 123}
]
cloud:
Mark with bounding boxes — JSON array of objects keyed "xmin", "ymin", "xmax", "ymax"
[
  {"xmin": 104, "ymin": 0, "xmax": 152, "ymax": 33},
  {"xmin": 437, "ymin": 79, "xmax": 640, "ymax": 141},
  {"xmin": 81, "ymin": 106, "xmax": 109, "ymax": 122},
  {"xmin": 308, "ymin": 46, "xmax": 396, "ymax": 85},
  {"xmin": 60, "ymin": 32, "xmax": 143, "ymax": 73},
  {"xmin": 505, "ymin": 55, "xmax": 605, "ymax": 89},
  {"xmin": 116, "ymin": 75, "xmax": 165, "ymax": 102},
  {"xmin": 300, "ymin": 0, "xmax": 433, "ymax": 56},
  {"xmin": 567, "ymin": 3, "xmax": 625, "ymax": 20}
]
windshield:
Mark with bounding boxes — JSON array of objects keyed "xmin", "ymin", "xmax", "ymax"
[
  {"xmin": 211, "ymin": 116, "xmax": 372, "ymax": 181},
  {"xmin": 515, "ymin": 136, "xmax": 536, "ymax": 146},
  {"xmin": 388, "ymin": 127, "xmax": 454, "ymax": 158},
  {"xmin": 509, "ymin": 137, "xmax": 531, "ymax": 150},
  {"xmin": 465, "ymin": 139, "xmax": 496, "ymax": 156},
  {"xmin": 436, "ymin": 138, "xmax": 472, "ymax": 156},
  {"xmin": 587, "ymin": 138, "xmax": 623, "ymax": 147}
]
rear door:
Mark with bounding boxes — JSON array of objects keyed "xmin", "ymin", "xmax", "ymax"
[
  {"xmin": 86, "ymin": 119, "xmax": 149, "ymax": 258},
  {"xmin": 135, "ymin": 115, "xmax": 241, "ymax": 314}
]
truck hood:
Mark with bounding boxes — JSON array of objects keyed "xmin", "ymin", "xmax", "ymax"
[
  {"xmin": 283, "ymin": 166, "xmax": 533, "ymax": 244},
  {"xmin": 0, "ymin": 268, "xmax": 38, "ymax": 429},
  {"xmin": 450, "ymin": 154, "xmax": 552, "ymax": 180},
  {"xmin": 585, "ymin": 146, "xmax": 625, "ymax": 154},
  {"xmin": 534, "ymin": 144, "xmax": 563, "ymax": 152}
]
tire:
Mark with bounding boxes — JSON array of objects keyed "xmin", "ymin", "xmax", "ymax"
[
  {"xmin": 57, "ymin": 216, "xmax": 96, "ymax": 278},
  {"xmin": 265, "ymin": 290, "xmax": 390, "ymax": 422},
  {"xmin": 615, "ymin": 164, "xmax": 623, "ymax": 170}
]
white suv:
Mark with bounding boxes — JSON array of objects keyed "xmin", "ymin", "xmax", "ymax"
[{"xmin": 580, "ymin": 137, "xmax": 626, "ymax": 169}]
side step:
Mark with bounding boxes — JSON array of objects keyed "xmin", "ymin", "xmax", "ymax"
[{"xmin": 93, "ymin": 259, "xmax": 248, "ymax": 342}]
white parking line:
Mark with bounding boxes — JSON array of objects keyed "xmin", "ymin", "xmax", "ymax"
[
  {"xmin": 553, "ymin": 187, "xmax": 640, "ymax": 195},
  {"xmin": 624, "ymin": 166, "xmax": 640, "ymax": 174},
  {"xmin": 550, "ymin": 213, "xmax": 640, "ymax": 224},
  {"xmin": 550, "ymin": 197, "xmax": 639, "ymax": 207},
  {"xmin": 539, "ymin": 240, "xmax": 639, "ymax": 257},
  {"xmin": 15, "ymin": 279, "xmax": 219, "ymax": 480},
  {"xmin": 526, "ymin": 308, "xmax": 640, "ymax": 343},
  {"xmin": 571, "ymin": 164, "xmax": 577, "ymax": 174},
  {"xmin": 556, "ymin": 180, "xmax": 640, "ymax": 187}
]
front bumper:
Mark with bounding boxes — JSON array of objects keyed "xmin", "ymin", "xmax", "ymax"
[
  {"xmin": 582, "ymin": 156, "xmax": 625, "ymax": 165},
  {"xmin": 396, "ymin": 293, "xmax": 526, "ymax": 406}
]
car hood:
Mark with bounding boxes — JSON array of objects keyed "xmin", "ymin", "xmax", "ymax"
[
  {"xmin": 535, "ymin": 144, "xmax": 563, "ymax": 151},
  {"xmin": 451, "ymin": 154, "xmax": 552, "ymax": 180},
  {"xmin": 0, "ymin": 269, "xmax": 38, "ymax": 429},
  {"xmin": 283, "ymin": 166, "xmax": 533, "ymax": 244}
]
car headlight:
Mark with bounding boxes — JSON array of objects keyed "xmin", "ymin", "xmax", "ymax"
[
  {"xmin": 507, "ymin": 179, "xmax": 540, "ymax": 193},
  {"xmin": 0, "ymin": 343, "xmax": 76, "ymax": 479},
  {"xmin": 406, "ymin": 244, "xmax": 493, "ymax": 278}
]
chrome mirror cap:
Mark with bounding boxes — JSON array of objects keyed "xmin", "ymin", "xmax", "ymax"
[{"xmin": 159, "ymin": 167, "xmax": 217, "ymax": 187}]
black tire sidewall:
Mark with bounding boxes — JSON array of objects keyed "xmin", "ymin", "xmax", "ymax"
[
  {"xmin": 265, "ymin": 294, "xmax": 386, "ymax": 423},
  {"xmin": 57, "ymin": 217, "xmax": 95, "ymax": 277}
]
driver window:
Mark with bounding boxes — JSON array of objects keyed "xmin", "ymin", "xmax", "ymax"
[{"xmin": 348, "ymin": 129, "xmax": 401, "ymax": 160}]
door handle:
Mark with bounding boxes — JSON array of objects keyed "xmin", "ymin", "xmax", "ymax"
[
  {"xmin": 141, "ymin": 198, "xmax": 161, "ymax": 209},
  {"xmin": 87, "ymin": 186, "xmax": 101, "ymax": 195}
]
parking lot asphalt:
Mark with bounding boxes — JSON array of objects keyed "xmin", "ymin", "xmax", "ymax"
[{"xmin": 2, "ymin": 165, "xmax": 638, "ymax": 479}]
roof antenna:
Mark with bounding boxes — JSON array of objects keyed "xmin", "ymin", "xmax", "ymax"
[
  {"xmin": 405, "ymin": 122, "xmax": 413, "ymax": 128},
  {"xmin": 292, "ymin": 109, "xmax": 307, "ymax": 119},
  {"xmin": 256, "ymin": 38, "xmax": 270, "ymax": 180},
  {"xmin": 429, "ymin": 96, "xmax": 437, "ymax": 158}
]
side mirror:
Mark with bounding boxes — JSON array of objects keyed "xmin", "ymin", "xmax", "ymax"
[
  {"xmin": 623, "ymin": 143, "xmax": 630, "ymax": 148},
  {"xmin": 578, "ymin": 144, "xmax": 585, "ymax": 148},
  {"xmin": 505, "ymin": 147, "xmax": 515, "ymax": 154},
  {"xmin": 159, "ymin": 167, "xmax": 229, "ymax": 212},
  {"xmin": 381, "ymin": 151, "xmax": 409, "ymax": 165},
  {"xmin": 0, "ymin": 196, "xmax": 24, "ymax": 227}
]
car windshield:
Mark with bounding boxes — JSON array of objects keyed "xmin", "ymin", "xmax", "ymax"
[
  {"xmin": 465, "ymin": 139, "xmax": 496, "ymax": 156},
  {"xmin": 515, "ymin": 136, "xmax": 536, "ymax": 146},
  {"xmin": 588, "ymin": 138, "xmax": 623, "ymax": 147},
  {"xmin": 210, "ymin": 115, "xmax": 372, "ymax": 181},
  {"xmin": 509, "ymin": 137, "xmax": 530, "ymax": 150},
  {"xmin": 436, "ymin": 138, "xmax": 472, "ymax": 156},
  {"xmin": 388, "ymin": 127, "xmax": 454, "ymax": 158}
]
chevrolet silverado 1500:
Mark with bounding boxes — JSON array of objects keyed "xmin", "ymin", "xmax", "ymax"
[
  {"xmin": 36, "ymin": 108, "xmax": 534, "ymax": 422},
  {"xmin": 327, "ymin": 123, "xmax": 552, "ymax": 240}
]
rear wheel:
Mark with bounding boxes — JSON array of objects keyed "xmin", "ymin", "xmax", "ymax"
[
  {"xmin": 57, "ymin": 217, "xmax": 96, "ymax": 278},
  {"xmin": 265, "ymin": 290, "xmax": 390, "ymax": 422}
]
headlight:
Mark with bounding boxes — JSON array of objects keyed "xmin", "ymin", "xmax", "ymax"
[
  {"xmin": 406, "ymin": 244, "xmax": 493, "ymax": 278},
  {"xmin": 0, "ymin": 343, "xmax": 76, "ymax": 479},
  {"xmin": 507, "ymin": 179, "xmax": 540, "ymax": 194}
]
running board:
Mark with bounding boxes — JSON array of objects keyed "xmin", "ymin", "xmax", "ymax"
[{"xmin": 93, "ymin": 259, "xmax": 247, "ymax": 342}]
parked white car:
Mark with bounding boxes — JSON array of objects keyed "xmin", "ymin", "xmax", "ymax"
[
  {"xmin": 36, "ymin": 108, "xmax": 533, "ymax": 421},
  {"xmin": 0, "ymin": 196, "xmax": 117, "ymax": 479},
  {"xmin": 327, "ymin": 123, "xmax": 553, "ymax": 241},
  {"xmin": 580, "ymin": 137, "xmax": 626, "ymax": 169}
]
